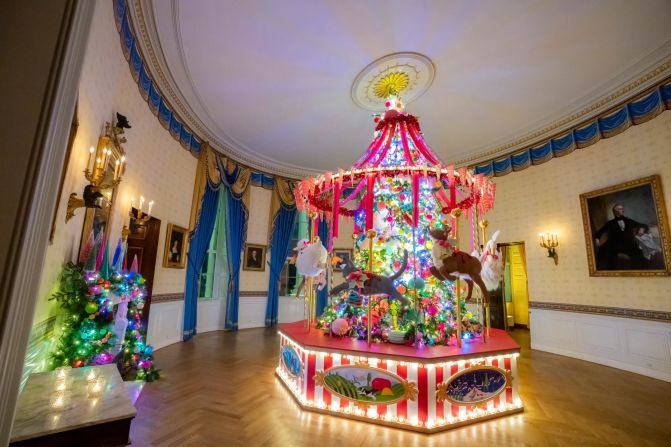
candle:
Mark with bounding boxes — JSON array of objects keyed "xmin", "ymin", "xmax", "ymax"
[
  {"xmin": 114, "ymin": 159, "xmax": 120, "ymax": 180},
  {"xmin": 87, "ymin": 378, "xmax": 105, "ymax": 398},
  {"xmin": 148, "ymin": 200, "xmax": 154, "ymax": 217},
  {"xmin": 85, "ymin": 368, "xmax": 98, "ymax": 384},
  {"xmin": 139, "ymin": 196, "xmax": 145, "ymax": 215},
  {"xmin": 87, "ymin": 146, "xmax": 94, "ymax": 171}
]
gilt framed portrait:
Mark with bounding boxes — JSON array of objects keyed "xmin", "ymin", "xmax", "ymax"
[
  {"xmin": 579, "ymin": 175, "xmax": 670, "ymax": 276},
  {"xmin": 243, "ymin": 243, "xmax": 266, "ymax": 271},
  {"xmin": 333, "ymin": 249, "xmax": 353, "ymax": 271},
  {"xmin": 163, "ymin": 224, "xmax": 188, "ymax": 269}
]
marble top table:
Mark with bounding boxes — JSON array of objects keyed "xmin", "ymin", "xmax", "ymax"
[{"xmin": 10, "ymin": 364, "xmax": 136, "ymax": 446}]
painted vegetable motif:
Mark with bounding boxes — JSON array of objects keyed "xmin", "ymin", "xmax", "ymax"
[{"xmin": 315, "ymin": 365, "xmax": 415, "ymax": 404}]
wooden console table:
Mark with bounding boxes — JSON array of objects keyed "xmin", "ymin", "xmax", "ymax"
[{"xmin": 10, "ymin": 364, "xmax": 136, "ymax": 447}]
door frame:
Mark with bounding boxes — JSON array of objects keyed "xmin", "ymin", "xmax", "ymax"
[
  {"xmin": 497, "ymin": 242, "xmax": 530, "ymax": 329},
  {"xmin": 0, "ymin": 2, "xmax": 94, "ymax": 443}
]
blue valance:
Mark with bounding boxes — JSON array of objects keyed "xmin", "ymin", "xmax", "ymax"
[
  {"xmin": 114, "ymin": 0, "xmax": 202, "ymax": 156},
  {"xmin": 475, "ymin": 82, "xmax": 671, "ymax": 177}
]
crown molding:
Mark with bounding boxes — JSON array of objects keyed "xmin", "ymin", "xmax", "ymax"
[
  {"xmin": 128, "ymin": 0, "xmax": 671, "ymax": 177},
  {"xmin": 455, "ymin": 54, "xmax": 671, "ymax": 166},
  {"xmin": 130, "ymin": 0, "xmax": 319, "ymax": 178}
]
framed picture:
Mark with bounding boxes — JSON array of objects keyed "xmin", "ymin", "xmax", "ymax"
[
  {"xmin": 243, "ymin": 243, "xmax": 266, "ymax": 271},
  {"xmin": 333, "ymin": 249, "xmax": 353, "ymax": 271},
  {"xmin": 163, "ymin": 224, "xmax": 188, "ymax": 269},
  {"xmin": 579, "ymin": 175, "xmax": 670, "ymax": 276}
]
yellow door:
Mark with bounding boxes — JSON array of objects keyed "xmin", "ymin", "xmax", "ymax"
[{"xmin": 508, "ymin": 244, "xmax": 529, "ymax": 327}]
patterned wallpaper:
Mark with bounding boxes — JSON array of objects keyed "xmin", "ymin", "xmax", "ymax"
[
  {"xmin": 33, "ymin": 1, "xmax": 197, "ymax": 326},
  {"xmin": 488, "ymin": 111, "xmax": 671, "ymax": 312}
]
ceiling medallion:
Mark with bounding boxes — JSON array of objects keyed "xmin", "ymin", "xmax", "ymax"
[{"xmin": 351, "ymin": 52, "xmax": 435, "ymax": 111}]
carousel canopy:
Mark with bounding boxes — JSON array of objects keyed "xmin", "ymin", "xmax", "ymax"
[{"xmin": 294, "ymin": 81, "xmax": 496, "ymax": 237}]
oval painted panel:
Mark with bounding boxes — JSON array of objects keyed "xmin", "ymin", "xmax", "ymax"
[
  {"xmin": 317, "ymin": 365, "xmax": 408, "ymax": 405},
  {"xmin": 281, "ymin": 345, "xmax": 302, "ymax": 378},
  {"xmin": 443, "ymin": 366, "xmax": 508, "ymax": 405}
]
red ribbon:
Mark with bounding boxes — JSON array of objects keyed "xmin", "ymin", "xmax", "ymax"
[
  {"xmin": 365, "ymin": 174, "xmax": 375, "ymax": 230},
  {"xmin": 400, "ymin": 121, "xmax": 415, "ymax": 166},
  {"xmin": 332, "ymin": 178, "xmax": 341, "ymax": 239}
]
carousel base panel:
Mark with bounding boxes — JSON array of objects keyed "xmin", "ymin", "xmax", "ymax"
[{"xmin": 276, "ymin": 321, "xmax": 523, "ymax": 433}]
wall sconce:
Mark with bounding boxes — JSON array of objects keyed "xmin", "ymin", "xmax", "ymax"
[
  {"xmin": 130, "ymin": 196, "xmax": 154, "ymax": 224},
  {"xmin": 539, "ymin": 231, "xmax": 559, "ymax": 265},
  {"xmin": 66, "ymin": 114, "xmax": 130, "ymax": 222},
  {"xmin": 122, "ymin": 195, "xmax": 155, "ymax": 241}
]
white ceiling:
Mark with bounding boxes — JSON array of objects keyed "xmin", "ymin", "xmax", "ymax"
[{"xmin": 138, "ymin": 0, "xmax": 671, "ymax": 177}]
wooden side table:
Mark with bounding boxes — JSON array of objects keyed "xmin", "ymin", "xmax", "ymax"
[{"xmin": 10, "ymin": 364, "xmax": 137, "ymax": 447}]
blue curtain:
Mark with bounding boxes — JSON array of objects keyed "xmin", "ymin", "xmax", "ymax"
[
  {"xmin": 265, "ymin": 206, "xmax": 297, "ymax": 327},
  {"xmin": 183, "ymin": 185, "xmax": 220, "ymax": 341},
  {"xmin": 224, "ymin": 189, "xmax": 248, "ymax": 331},
  {"xmin": 316, "ymin": 219, "xmax": 329, "ymax": 316}
]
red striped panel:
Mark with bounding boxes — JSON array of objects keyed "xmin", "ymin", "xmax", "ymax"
[
  {"xmin": 322, "ymin": 354, "xmax": 332, "ymax": 406},
  {"xmin": 340, "ymin": 356, "xmax": 350, "ymax": 408},
  {"xmin": 417, "ymin": 365, "xmax": 428, "ymax": 423},
  {"xmin": 450, "ymin": 364, "xmax": 459, "ymax": 417},
  {"xmin": 504, "ymin": 357, "xmax": 513, "ymax": 404},
  {"xmin": 307, "ymin": 353, "xmax": 316, "ymax": 402},
  {"xmin": 490, "ymin": 358, "xmax": 499, "ymax": 408},
  {"xmin": 435, "ymin": 366, "xmax": 444, "ymax": 420},
  {"xmin": 377, "ymin": 361, "xmax": 387, "ymax": 416},
  {"xmin": 396, "ymin": 364, "xmax": 407, "ymax": 420}
]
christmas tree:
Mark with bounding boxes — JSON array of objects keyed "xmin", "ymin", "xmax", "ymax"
[
  {"xmin": 49, "ymin": 240, "xmax": 160, "ymax": 381},
  {"xmin": 314, "ymin": 94, "xmax": 486, "ymax": 346}
]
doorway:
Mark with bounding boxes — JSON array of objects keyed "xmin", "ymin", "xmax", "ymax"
[
  {"xmin": 500, "ymin": 242, "xmax": 529, "ymax": 329},
  {"xmin": 125, "ymin": 213, "xmax": 161, "ymax": 329}
]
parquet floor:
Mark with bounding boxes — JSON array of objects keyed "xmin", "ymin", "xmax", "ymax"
[{"xmin": 130, "ymin": 328, "xmax": 671, "ymax": 446}]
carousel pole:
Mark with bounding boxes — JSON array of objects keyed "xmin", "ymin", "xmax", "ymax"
[
  {"xmin": 366, "ymin": 229, "xmax": 377, "ymax": 345},
  {"xmin": 479, "ymin": 219, "xmax": 491, "ymax": 340},
  {"xmin": 472, "ymin": 208, "xmax": 484, "ymax": 344},
  {"xmin": 451, "ymin": 208, "xmax": 462, "ymax": 349}
]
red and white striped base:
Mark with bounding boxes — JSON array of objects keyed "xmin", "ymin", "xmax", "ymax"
[{"xmin": 276, "ymin": 322, "xmax": 523, "ymax": 433}]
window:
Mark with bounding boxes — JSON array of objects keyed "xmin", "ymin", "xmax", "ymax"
[
  {"xmin": 278, "ymin": 211, "xmax": 308, "ymax": 296},
  {"xmin": 198, "ymin": 192, "xmax": 228, "ymax": 300}
]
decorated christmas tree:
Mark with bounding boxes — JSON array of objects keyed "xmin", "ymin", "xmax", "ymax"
[
  {"xmin": 304, "ymin": 93, "xmax": 495, "ymax": 346},
  {"xmin": 49, "ymin": 237, "xmax": 159, "ymax": 381}
]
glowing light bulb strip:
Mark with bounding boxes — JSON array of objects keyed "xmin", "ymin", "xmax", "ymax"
[{"xmin": 276, "ymin": 332, "xmax": 523, "ymax": 432}]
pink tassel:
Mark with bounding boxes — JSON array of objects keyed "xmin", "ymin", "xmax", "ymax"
[
  {"xmin": 79, "ymin": 230, "xmax": 95, "ymax": 264},
  {"xmin": 95, "ymin": 232, "xmax": 106, "ymax": 271},
  {"xmin": 130, "ymin": 255, "xmax": 139, "ymax": 273}
]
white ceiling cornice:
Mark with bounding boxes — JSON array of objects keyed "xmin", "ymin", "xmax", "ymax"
[
  {"xmin": 457, "ymin": 56, "xmax": 671, "ymax": 167},
  {"xmin": 130, "ymin": 0, "xmax": 318, "ymax": 178},
  {"xmin": 127, "ymin": 0, "xmax": 671, "ymax": 175}
]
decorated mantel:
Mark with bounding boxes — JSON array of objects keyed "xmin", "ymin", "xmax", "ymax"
[{"xmin": 276, "ymin": 67, "xmax": 521, "ymax": 433}]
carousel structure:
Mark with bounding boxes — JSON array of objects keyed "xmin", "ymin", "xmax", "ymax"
[{"xmin": 276, "ymin": 71, "xmax": 522, "ymax": 432}]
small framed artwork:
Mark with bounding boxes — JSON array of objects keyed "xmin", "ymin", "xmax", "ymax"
[
  {"xmin": 163, "ymin": 224, "xmax": 188, "ymax": 269},
  {"xmin": 333, "ymin": 249, "xmax": 353, "ymax": 271},
  {"xmin": 243, "ymin": 243, "xmax": 266, "ymax": 271},
  {"xmin": 579, "ymin": 175, "xmax": 670, "ymax": 276}
]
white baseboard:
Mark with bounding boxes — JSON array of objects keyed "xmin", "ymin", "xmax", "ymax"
[{"xmin": 530, "ymin": 308, "xmax": 671, "ymax": 382}]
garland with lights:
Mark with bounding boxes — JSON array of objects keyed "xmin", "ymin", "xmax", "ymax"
[{"xmin": 49, "ymin": 261, "xmax": 160, "ymax": 381}]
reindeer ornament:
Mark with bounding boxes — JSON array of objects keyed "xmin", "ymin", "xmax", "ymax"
[{"xmin": 428, "ymin": 225, "xmax": 493, "ymax": 304}]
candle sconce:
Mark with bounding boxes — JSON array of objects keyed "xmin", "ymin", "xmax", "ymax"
[
  {"xmin": 539, "ymin": 231, "xmax": 559, "ymax": 265},
  {"xmin": 122, "ymin": 196, "xmax": 154, "ymax": 241},
  {"xmin": 66, "ymin": 113, "xmax": 130, "ymax": 223}
]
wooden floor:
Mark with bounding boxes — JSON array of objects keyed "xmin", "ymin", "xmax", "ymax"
[{"xmin": 130, "ymin": 328, "xmax": 671, "ymax": 446}]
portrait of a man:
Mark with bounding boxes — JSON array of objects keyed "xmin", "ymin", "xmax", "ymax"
[
  {"xmin": 163, "ymin": 224, "xmax": 188, "ymax": 269},
  {"xmin": 243, "ymin": 243, "xmax": 266, "ymax": 271},
  {"xmin": 580, "ymin": 175, "xmax": 670, "ymax": 276}
]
